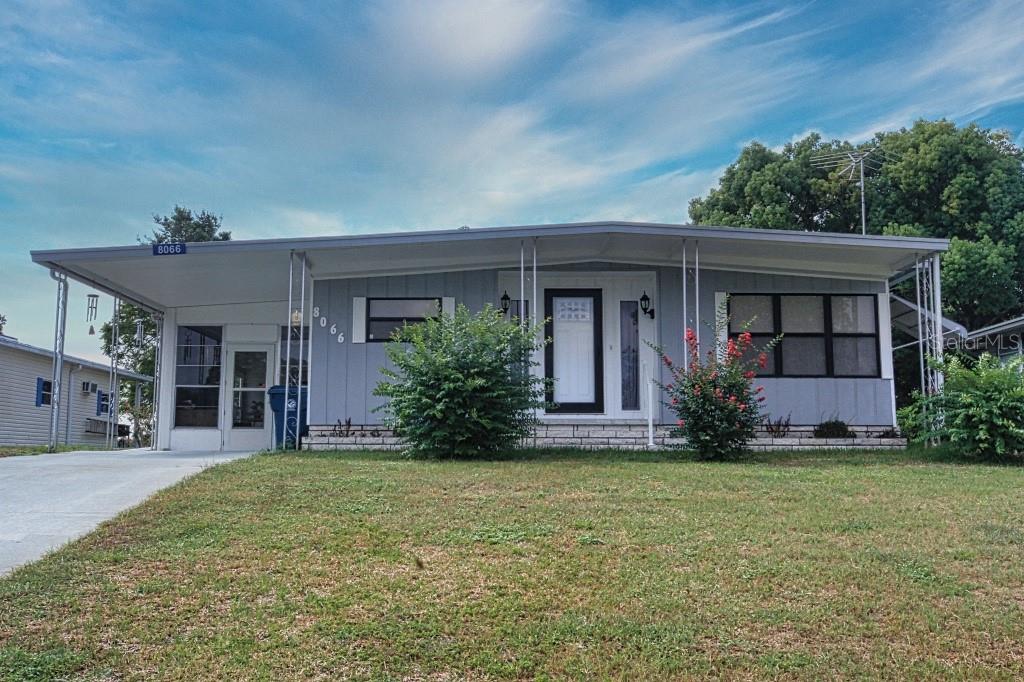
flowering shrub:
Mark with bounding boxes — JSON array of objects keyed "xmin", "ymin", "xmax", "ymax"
[{"xmin": 653, "ymin": 310, "xmax": 776, "ymax": 459}]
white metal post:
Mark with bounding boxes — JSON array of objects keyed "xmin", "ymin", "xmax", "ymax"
[
  {"xmin": 931, "ymin": 253, "xmax": 944, "ymax": 391},
  {"xmin": 107, "ymin": 297, "xmax": 120, "ymax": 448},
  {"xmin": 921, "ymin": 256, "xmax": 929, "ymax": 395},
  {"xmin": 282, "ymin": 251, "xmax": 294, "ymax": 448},
  {"xmin": 151, "ymin": 313, "xmax": 163, "ymax": 450},
  {"xmin": 48, "ymin": 271, "xmax": 68, "ymax": 452},
  {"xmin": 694, "ymin": 240, "xmax": 701, "ymax": 354},
  {"xmin": 295, "ymin": 253, "xmax": 307, "ymax": 450},
  {"xmin": 859, "ymin": 159, "xmax": 867, "ymax": 235},
  {"xmin": 682, "ymin": 240, "xmax": 688, "ymax": 374},
  {"xmin": 519, "ymin": 240, "xmax": 525, "ymax": 329},
  {"xmin": 532, "ymin": 237, "xmax": 537, "ymax": 328}
]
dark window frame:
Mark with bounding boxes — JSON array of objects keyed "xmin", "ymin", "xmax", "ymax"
[
  {"xmin": 36, "ymin": 378, "xmax": 53, "ymax": 406},
  {"xmin": 173, "ymin": 325, "xmax": 223, "ymax": 428},
  {"xmin": 728, "ymin": 293, "xmax": 880, "ymax": 379},
  {"xmin": 365, "ymin": 297, "xmax": 442, "ymax": 343}
]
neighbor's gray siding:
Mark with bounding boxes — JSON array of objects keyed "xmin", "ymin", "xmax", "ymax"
[
  {"xmin": 310, "ymin": 264, "xmax": 892, "ymax": 427},
  {"xmin": 0, "ymin": 345, "xmax": 111, "ymax": 446}
]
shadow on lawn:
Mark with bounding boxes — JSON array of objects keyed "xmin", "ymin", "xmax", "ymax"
[{"xmin": 291, "ymin": 445, "xmax": 1022, "ymax": 468}]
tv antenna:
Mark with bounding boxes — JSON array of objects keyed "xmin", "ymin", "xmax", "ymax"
[{"xmin": 811, "ymin": 147, "xmax": 892, "ymax": 235}]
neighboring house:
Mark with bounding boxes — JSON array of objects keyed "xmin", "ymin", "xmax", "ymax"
[
  {"xmin": 964, "ymin": 315, "xmax": 1024, "ymax": 362},
  {"xmin": 30, "ymin": 222, "xmax": 949, "ymax": 451},
  {"xmin": 0, "ymin": 332, "xmax": 150, "ymax": 447}
]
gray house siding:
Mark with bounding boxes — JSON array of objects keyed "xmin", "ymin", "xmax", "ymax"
[
  {"xmin": 0, "ymin": 345, "xmax": 113, "ymax": 447},
  {"xmin": 310, "ymin": 263, "xmax": 892, "ymax": 427}
]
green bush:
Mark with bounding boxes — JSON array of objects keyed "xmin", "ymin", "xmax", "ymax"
[
  {"xmin": 373, "ymin": 304, "xmax": 547, "ymax": 459},
  {"xmin": 652, "ymin": 303, "xmax": 777, "ymax": 459},
  {"xmin": 907, "ymin": 354, "xmax": 1024, "ymax": 458},
  {"xmin": 813, "ymin": 419, "xmax": 854, "ymax": 439}
]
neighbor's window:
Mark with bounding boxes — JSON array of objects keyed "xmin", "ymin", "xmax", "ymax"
[
  {"xmin": 729, "ymin": 294, "xmax": 879, "ymax": 378},
  {"xmin": 279, "ymin": 326, "xmax": 310, "ymax": 386},
  {"xmin": 366, "ymin": 298, "xmax": 440, "ymax": 341},
  {"xmin": 35, "ymin": 378, "xmax": 53, "ymax": 406},
  {"xmin": 174, "ymin": 325, "xmax": 222, "ymax": 427}
]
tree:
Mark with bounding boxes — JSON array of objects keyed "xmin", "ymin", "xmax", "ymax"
[
  {"xmin": 101, "ymin": 207, "xmax": 231, "ymax": 444},
  {"xmin": 689, "ymin": 120, "xmax": 1024, "ymax": 332},
  {"xmin": 148, "ymin": 205, "xmax": 231, "ymax": 243}
]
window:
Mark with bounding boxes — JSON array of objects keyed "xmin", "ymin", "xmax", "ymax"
[
  {"xmin": 279, "ymin": 326, "xmax": 310, "ymax": 386},
  {"xmin": 504, "ymin": 300, "xmax": 530, "ymax": 322},
  {"xmin": 174, "ymin": 325, "xmax": 222, "ymax": 427},
  {"xmin": 366, "ymin": 298, "xmax": 440, "ymax": 342},
  {"xmin": 620, "ymin": 301, "xmax": 640, "ymax": 410},
  {"xmin": 729, "ymin": 294, "xmax": 879, "ymax": 378},
  {"xmin": 96, "ymin": 390, "xmax": 109, "ymax": 416},
  {"xmin": 35, "ymin": 378, "xmax": 52, "ymax": 406},
  {"xmin": 728, "ymin": 295, "xmax": 776, "ymax": 376}
]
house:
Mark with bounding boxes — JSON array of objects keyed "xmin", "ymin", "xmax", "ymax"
[
  {"xmin": 0, "ymin": 330, "xmax": 151, "ymax": 447},
  {"xmin": 963, "ymin": 315, "xmax": 1024, "ymax": 362},
  {"xmin": 30, "ymin": 222, "xmax": 949, "ymax": 451}
]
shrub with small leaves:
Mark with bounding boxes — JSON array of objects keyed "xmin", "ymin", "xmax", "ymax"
[
  {"xmin": 651, "ymin": 301, "xmax": 777, "ymax": 459},
  {"xmin": 373, "ymin": 304, "xmax": 548, "ymax": 459}
]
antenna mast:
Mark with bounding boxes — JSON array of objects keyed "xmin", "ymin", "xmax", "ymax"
[{"xmin": 811, "ymin": 147, "xmax": 890, "ymax": 235}]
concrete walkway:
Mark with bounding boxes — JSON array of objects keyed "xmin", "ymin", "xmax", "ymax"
[{"xmin": 0, "ymin": 448, "xmax": 253, "ymax": 575}]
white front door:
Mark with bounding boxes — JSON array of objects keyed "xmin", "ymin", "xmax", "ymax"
[
  {"xmin": 223, "ymin": 344, "xmax": 273, "ymax": 451},
  {"xmin": 546, "ymin": 289, "xmax": 603, "ymax": 413}
]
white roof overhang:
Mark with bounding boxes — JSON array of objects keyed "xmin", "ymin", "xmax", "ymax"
[{"xmin": 31, "ymin": 221, "xmax": 949, "ymax": 310}]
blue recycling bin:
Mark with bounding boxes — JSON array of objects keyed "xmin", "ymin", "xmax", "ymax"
[{"xmin": 268, "ymin": 385, "xmax": 308, "ymax": 448}]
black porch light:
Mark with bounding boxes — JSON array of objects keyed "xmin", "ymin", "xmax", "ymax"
[
  {"xmin": 500, "ymin": 290, "xmax": 511, "ymax": 315},
  {"xmin": 639, "ymin": 291, "xmax": 655, "ymax": 319}
]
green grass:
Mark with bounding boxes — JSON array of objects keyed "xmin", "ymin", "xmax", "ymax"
[
  {"xmin": 2, "ymin": 448, "xmax": 1023, "ymax": 680},
  {"xmin": 0, "ymin": 445, "xmax": 99, "ymax": 458}
]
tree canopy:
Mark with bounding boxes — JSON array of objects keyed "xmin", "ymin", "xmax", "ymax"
[{"xmin": 689, "ymin": 120, "xmax": 1024, "ymax": 331}]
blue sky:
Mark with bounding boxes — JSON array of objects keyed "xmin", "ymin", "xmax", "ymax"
[{"xmin": 2, "ymin": 0, "xmax": 1023, "ymax": 361}]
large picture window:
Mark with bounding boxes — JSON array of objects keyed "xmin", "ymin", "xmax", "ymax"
[
  {"xmin": 366, "ymin": 298, "xmax": 440, "ymax": 342},
  {"xmin": 729, "ymin": 294, "xmax": 879, "ymax": 378},
  {"xmin": 174, "ymin": 325, "xmax": 222, "ymax": 427}
]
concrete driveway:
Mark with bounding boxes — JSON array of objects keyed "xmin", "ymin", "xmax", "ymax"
[{"xmin": 0, "ymin": 448, "xmax": 253, "ymax": 575}]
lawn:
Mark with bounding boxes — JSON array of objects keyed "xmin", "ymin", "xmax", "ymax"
[{"xmin": 1, "ymin": 449, "xmax": 1023, "ymax": 680}]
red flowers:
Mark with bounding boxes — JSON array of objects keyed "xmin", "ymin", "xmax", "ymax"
[
  {"xmin": 744, "ymin": 370, "xmax": 755, "ymax": 379},
  {"xmin": 758, "ymin": 352, "xmax": 768, "ymax": 369}
]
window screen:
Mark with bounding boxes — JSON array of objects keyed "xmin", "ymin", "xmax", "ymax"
[
  {"xmin": 174, "ymin": 325, "xmax": 222, "ymax": 427},
  {"xmin": 729, "ymin": 294, "xmax": 880, "ymax": 378},
  {"xmin": 366, "ymin": 298, "xmax": 440, "ymax": 341}
]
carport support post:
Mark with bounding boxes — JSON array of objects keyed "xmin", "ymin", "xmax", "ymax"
[
  {"xmin": 48, "ymin": 271, "xmax": 68, "ymax": 452},
  {"xmin": 282, "ymin": 251, "xmax": 294, "ymax": 449},
  {"xmin": 295, "ymin": 253, "xmax": 307, "ymax": 451},
  {"xmin": 151, "ymin": 313, "xmax": 163, "ymax": 450},
  {"xmin": 931, "ymin": 253, "xmax": 944, "ymax": 391}
]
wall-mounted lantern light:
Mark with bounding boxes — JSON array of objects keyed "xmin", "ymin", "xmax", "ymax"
[
  {"xmin": 500, "ymin": 290, "xmax": 511, "ymax": 315},
  {"xmin": 291, "ymin": 309, "xmax": 302, "ymax": 325},
  {"xmin": 639, "ymin": 291, "xmax": 655, "ymax": 319}
]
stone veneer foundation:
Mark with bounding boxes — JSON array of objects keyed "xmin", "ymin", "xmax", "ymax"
[{"xmin": 304, "ymin": 423, "xmax": 906, "ymax": 451}]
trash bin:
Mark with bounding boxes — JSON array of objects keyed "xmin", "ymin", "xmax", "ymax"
[{"xmin": 268, "ymin": 385, "xmax": 308, "ymax": 448}]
